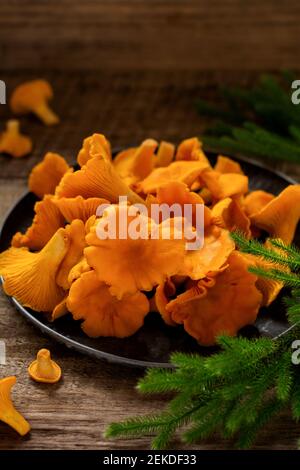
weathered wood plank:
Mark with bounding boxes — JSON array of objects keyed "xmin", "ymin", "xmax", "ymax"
[{"xmin": 0, "ymin": 0, "xmax": 300, "ymax": 71}]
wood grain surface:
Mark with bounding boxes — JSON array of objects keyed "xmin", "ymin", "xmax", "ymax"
[
  {"xmin": 1, "ymin": 0, "xmax": 300, "ymax": 72},
  {"xmin": 1, "ymin": 0, "xmax": 300, "ymax": 450}
]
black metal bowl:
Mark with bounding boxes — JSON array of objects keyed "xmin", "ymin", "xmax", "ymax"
[{"xmin": 0, "ymin": 152, "xmax": 298, "ymax": 368}]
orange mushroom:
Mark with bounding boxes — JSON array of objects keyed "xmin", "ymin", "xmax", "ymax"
[
  {"xmin": 167, "ymin": 251, "xmax": 263, "ymax": 346},
  {"xmin": 243, "ymin": 190, "xmax": 275, "ymax": 217},
  {"xmin": 137, "ymin": 160, "xmax": 209, "ymax": 194},
  {"xmin": 56, "ymin": 219, "xmax": 86, "ymax": 290},
  {"xmin": 53, "ymin": 195, "xmax": 109, "ymax": 223},
  {"xmin": 156, "ymin": 181, "xmax": 212, "ymax": 228},
  {"xmin": 112, "ymin": 147, "xmax": 136, "ymax": 171},
  {"xmin": 214, "ymin": 155, "xmax": 244, "ymax": 175},
  {"xmin": 200, "ymin": 169, "xmax": 248, "ymax": 200},
  {"xmin": 155, "ymin": 141, "xmax": 175, "ymax": 167},
  {"xmin": 0, "ymin": 376, "xmax": 31, "ymax": 436},
  {"xmin": 85, "ymin": 208, "xmax": 186, "ymax": 298},
  {"xmin": 0, "ymin": 228, "xmax": 69, "ymax": 311},
  {"xmin": 241, "ymin": 252, "xmax": 283, "ymax": 306},
  {"xmin": 28, "ymin": 152, "xmax": 70, "ymax": 199},
  {"xmin": 67, "ymin": 256, "xmax": 91, "ymax": 285},
  {"xmin": 11, "ymin": 195, "xmax": 65, "ymax": 250},
  {"xmin": 55, "ymin": 156, "xmax": 145, "ymax": 205},
  {"xmin": 113, "ymin": 139, "xmax": 158, "ymax": 185},
  {"xmin": 211, "ymin": 197, "xmax": 251, "ymax": 238},
  {"xmin": 28, "ymin": 349, "xmax": 61, "ymax": 383},
  {"xmin": 181, "ymin": 226, "xmax": 235, "ymax": 280},
  {"xmin": 10, "ymin": 79, "xmax": 59, "ymax": 126},
  {"xmin": 175, "ymin": 137, "xmax": 208, "ymax": 164},
  {"xmin": 0, "ymin": 120, "xmax": 32, "ymax": 158},
  {"xmin": 77, "ymin": 133, "xmax": 111, "ymax": 167},
  {"xmin": 251, "ymin": 185, "xmax": 300, "ymax": 244},
  {"xmin": 164, "ymin": 277, "xmax": 212, "ymax": 317},
  {"xmin": 67, "ymin": 270, "xmax": 149, "ymax": 338},
  {"xmin": 10, "ymin": 80, "xmax": 59, "ymax": 126}
]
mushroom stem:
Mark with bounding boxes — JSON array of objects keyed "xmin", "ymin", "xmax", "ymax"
[
  {"xmin": 34, "ymin": 102, "xmax": 59, "ymax": 126},
  {"xmin": 35, "ymin": 349, "xmax": 56, "ymax": 379},
  {"xmin": 6, "ymin": 119, "xmax": 20, "ymax": 135},
  {"xmin": 0, "ymin": 377, "xmax": 31, "ymax": 436}
]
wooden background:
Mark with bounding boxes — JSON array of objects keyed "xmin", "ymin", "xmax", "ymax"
[
  {"xmin": 1, "ymin": 0, "xmax": 300, "ymax": 72},
  {"xmin": 0, "ymin": 0, "xmax": 300, "ymax": 450}
]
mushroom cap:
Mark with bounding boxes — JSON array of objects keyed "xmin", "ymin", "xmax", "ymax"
[
  {"xmin": 244, "ymin": 190, "xmax": 275, "ymax": 217},
  {"xmin": 10, "ymin": 79, "xmax": 53, "ymax": 114},
  {"xmin": 67, "ymin": 270, "xmax": 150, "ymax": 338},
  {"xmin": 211, "ymin": 197, "xmax": 251, "ymax": 238},
  {"xmin": 113, "ymin": 138, "xmax": 157, "ymax": 185},
  {"xmin": 77, "ymin": 133, "xmax": 112, "ymax": 167},
  {"xmin": 250, "ymin": 185, "xmax": 300, "ymax": 244},
  {"xmin": 53, "ymin": 195, "xmax": 109, "ymax": 223},
  {"xmin": 214, "ymin": 155, "xmax": 244, "ymax": 175},
  {"xmin": 11, "ymin": 195, "xmax": 65, "ymax": 250},
  {"xmin": 175, "ymin": 137, "xmax": 208, "ymax": 163},
  {"xmin": 200, "ymin": 169, "xmax": 249, "ymax": 200},
  {"xmin": 155, "ymin": 141, "xmax": 175, "ymax": 167},
  {"xmin": 167, "ymin": 251, "xmax": 263, "ymax": 346},
  {"xmin": 55, "ymin": 156, "xmax": 144, "ymax": 205},
  {"xmin": 137, "ymin": 159, "xmax": 209, "ymax": 194},
  {"xmin": 28, "ymin": 152, "xmax": 70, "ymax": 199},
  {"xmin": 85, "ymin": 207, "xmax": 186, "ymax": 299},
  {"xmin": 156, "ymin": 180, "xmax": 212, "ymax": 228},
  {"xmin": 241, "ymin": 251, "xmax": 283, "ymax": 306},
  {"xmin": 180, "ymin": 226, "xmax": 235, "ymax": 280}
]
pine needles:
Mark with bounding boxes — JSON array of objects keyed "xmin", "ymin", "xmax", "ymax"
[
  {"xmin": 106, "ymin": 332, "xmax": 299, "ymax": 449},
  {"xmin": 232, "ymin": 232, "xmax": 300, "ymax": 324},
  {"xmin": 197, "ymin": 73, "xmax": 300, "ymax": 163},
  {"xmin": 105, "ymin": 235, "xmax": 300, "ymax": 449}
]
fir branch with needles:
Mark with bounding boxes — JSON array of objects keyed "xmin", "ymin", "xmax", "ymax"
[
  {"xmin": 197, "ymin": 72, "xmax": 300, "ymax": 164},
  {"xmin": 105, "ymin": 234, "xmax": 300, "ymax": 449}
]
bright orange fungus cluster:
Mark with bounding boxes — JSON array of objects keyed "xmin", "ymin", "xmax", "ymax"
[{"xmin": 1, "ymin": 134, "xmax": 300, "ymax": 346}]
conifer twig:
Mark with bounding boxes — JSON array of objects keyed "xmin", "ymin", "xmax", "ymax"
[{"xmin": 197, "ymin": 73, "xmax": 300, "ymax": 163}]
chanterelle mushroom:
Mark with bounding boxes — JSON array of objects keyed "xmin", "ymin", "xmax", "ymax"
[
  {"xmin": 0, "ymin": 120, "xmax": 32, "ymax": 158},
  {"xmin": 0, "ymin": 376, "xmax": 31, "ymax": 436},
  {"xmin": 28, "ymin": 349, "xmax": 62, "ymax": 384},
  {"xmin": 10, "ymin": 79, "xmax": 59, "ymax": 126}
]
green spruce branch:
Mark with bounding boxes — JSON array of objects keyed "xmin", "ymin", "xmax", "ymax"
[
  {"xmin": 197, "ymin": 73, "xmax": 300, "ymax": 163},
  {"xmin": 105, "ymin": 234, "xmax": 300, "ymax": 449}
]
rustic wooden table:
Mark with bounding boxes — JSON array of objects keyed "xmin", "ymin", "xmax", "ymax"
[{"xmin": 1, "ymin": 0, "xmax": 300, "ymax": 450}]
